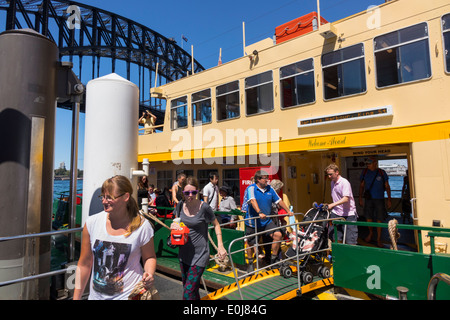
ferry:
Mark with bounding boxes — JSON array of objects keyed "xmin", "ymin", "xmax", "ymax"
[
  {"xmin": 1, "ymin": 0, "xmax": 450, "ymax": 301},
  {"xmin": 136, "ymin": 0, "xmax": 450, "ymax": 300}
]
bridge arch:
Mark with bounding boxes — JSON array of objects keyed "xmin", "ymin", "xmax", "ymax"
[{"xmin": 0, "ymin": 0, "xmax": 205, "ymax": 117}]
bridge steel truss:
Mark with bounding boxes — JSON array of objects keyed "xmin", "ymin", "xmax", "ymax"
[{"xmin": 0, "ymin": 0, "xmax": 205, "ymax": 117}]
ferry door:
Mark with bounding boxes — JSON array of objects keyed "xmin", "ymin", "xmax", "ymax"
[
  {"xmin": 341, "ymin": 150, "xmax": 411, "ymax": 224},
  {"xmin": 284, "ymin": 147, "xmax": 412, "ymax": 223}
]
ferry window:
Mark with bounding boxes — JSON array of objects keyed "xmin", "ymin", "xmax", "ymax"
[
  {"xmin": 442, "ymin": 14, "xmax": 450, "ymax": 73},
  {"xmin": 322, "ymin": 43, "xmax": 366, "ymax": 100},
  {"xmin": 192, "ymin": 89, "xmax": 212, "ymax": 126},
  {"xmin": 374, "ymin": 22, "xmax": 431, "ymax": 87},
  {"xmin": 280, "ymin": 58, "xmax": 315, "ymax": 108},
  {"xmin": 171, "ymin": 96, "xmax": 188, "ymax": 130},
  {"xmin": 245, "ymin": 71, "xmax": 274, "ymax": 115},
  {"xmin": 176, "ymin": 169, "xmax": 193, "ymax": 178},
  {"xmin": 222, "ymin": 169, "xmax": 240, "ymax": 205},
  {"xmin": 216, "ymin": 81, "xmax": 240, "ymax": 121},
  {"xmin": 157, "ymin": 170, "xmax": 173, "ymax": 190},
  {"xmin": 198, "ymin": 169, "xmax": 219, "ymax": 191}
]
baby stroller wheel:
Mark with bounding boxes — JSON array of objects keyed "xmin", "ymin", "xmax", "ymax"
[
  {"xmin": 302, "ymin": 271, "xmax": 313, "ymax": 284},
  {"xmin": 280, "ymin": 266, "xmax": 293, "ymax": 278},
  {"xmin": 320, "ymin": 266, "xmax": 330, "ymax": 278}
]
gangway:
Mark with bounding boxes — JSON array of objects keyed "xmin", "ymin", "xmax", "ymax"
[
  {"xmin": 202, "ymin": 207, "xmax": 340, "ymax": 300},
  {"xmin": 203, "ymin": 210, "xmax": 450, "ymax": 300},
  {"xmin": 202, "ymin": 268, "xmax": 334, "ymax": 300}
]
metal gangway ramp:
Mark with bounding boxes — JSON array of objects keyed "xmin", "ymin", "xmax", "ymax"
[
  {"xmin": 202, "ymin": 268, "xmax": 334, "ymax": 300},
  {"xmin": 202, "ymin": 209, "xmax": 339, "ymax": 300}
]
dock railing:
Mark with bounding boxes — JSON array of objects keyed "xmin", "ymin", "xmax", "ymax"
[{"xmin": 0, "ymin": 227, "xmax": 83, "ymax": 289}]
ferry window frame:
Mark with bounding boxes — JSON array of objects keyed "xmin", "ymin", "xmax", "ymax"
[
  {"xmin": 373, "ymin": 22, "xmax": 432, "ymax": 88},
  {"xmin": 222, "ymin": 168, "xmax": 240, "ymax": 205},
  {"xmin": 321, "ymin": 43, "xmax": 367, "ymax": 100},
  {"xmin": 198, "ymin": 169, "xmax": 219, "ymax": 191},
  {"xmin": 216, "ymin": 81, "xmax": 240, "ymax": 122},
  {"xmin": 176, "ymin": 169, "xmax": 194, "ymax": 179},
  {"xmin": 192, "ymin": 88, "xmax": 212, "ymax": 126},
  {"xmin": 157, "ymin": 170, "xmax": 173, "ymax": 191},
  {"xmin": 245, "ymin": 70, "xmax": 274, "ymax": 116},
  {"xmin": 442, "ymin": 13, "xmax": 450, "ymax": 74},
  {"xmin": 170, "ymin": 96, "xmax": 188, "ymax": 130},
  {"xmin": 279, "ymin": 58, "xmax": 315, "ymax": 109}
]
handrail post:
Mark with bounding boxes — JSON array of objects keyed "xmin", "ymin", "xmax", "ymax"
[{"xmin": 427, "ymin": 273, "xmax": 450, "ymax": 300}]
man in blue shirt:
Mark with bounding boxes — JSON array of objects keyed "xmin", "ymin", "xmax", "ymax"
[
  {"xmin": 359, "ymin": 156, "xmax": 391, "ymax": 247},
  {"xmin": 245, "ymin": 170, "xmax": 293, "ymax": 272}
]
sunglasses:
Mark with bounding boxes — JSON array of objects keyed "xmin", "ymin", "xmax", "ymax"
[
  {"xmin": 98, "ymin": 193, "xmax": 125, "ymax": 201},
  {"xmin": 183, "ymin": 190, "xmax": 198, "ymax": 196}
]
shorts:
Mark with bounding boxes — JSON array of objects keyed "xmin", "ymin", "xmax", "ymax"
[
  {"xmin": 328, "ymin": 212, "xmax": 358, "ymax": 245},
  {"xmin": 364, "ymin": 198, "xmax": 387, "ymax": 222},
  {"xmin": 245, "ymin": 220, "xmax": 280, "ymax": 246}
]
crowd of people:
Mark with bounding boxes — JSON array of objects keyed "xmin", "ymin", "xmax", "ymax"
[{"xmin": 73, "ymin": 156, "xmax": 394, "ymax": 300}]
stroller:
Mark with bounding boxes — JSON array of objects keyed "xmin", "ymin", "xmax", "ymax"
[{"xmin": 279, "ymin": 203, "xmax": 331, "ymax": 284}]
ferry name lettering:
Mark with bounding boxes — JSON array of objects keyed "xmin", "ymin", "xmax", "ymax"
[{"xmin": 308, "ymin": 136, "xmax": 347, "ymax": 148}]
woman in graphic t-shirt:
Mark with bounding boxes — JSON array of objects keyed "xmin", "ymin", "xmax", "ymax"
[{"xmin": 73, "ymin": 175, "xmax": 156, "ymax": 300}]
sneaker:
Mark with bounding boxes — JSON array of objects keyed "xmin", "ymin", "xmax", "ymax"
[{"xmin": 270, "ymin": 256, "xmax": 280, "ymax": 269}]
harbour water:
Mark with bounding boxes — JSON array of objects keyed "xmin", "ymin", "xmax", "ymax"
[
  {"xmin": 53, "ymin": 179, "xmax": 83, "ymax": 199},
  {"xmin": 388, "ymin": 175, "xmax": 405, "ymax": 199}
]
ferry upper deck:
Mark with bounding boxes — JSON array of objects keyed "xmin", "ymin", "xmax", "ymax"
[{"xmin": 137, "ymin": 0, "xmax": 450, "ymax": 253}]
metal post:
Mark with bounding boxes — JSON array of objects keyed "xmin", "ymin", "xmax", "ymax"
[
  {"xmin": 69, "ymin": 99, "xmax": 80, "ymax": 262},
  {"xmin": 397, "ymin": 286, "xmax": 409, "ymax": 300}
]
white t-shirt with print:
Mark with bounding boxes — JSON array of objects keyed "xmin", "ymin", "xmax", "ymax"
[{"xmin": 85, "ymin": 211, "xmax": 154, "ymax": 300}]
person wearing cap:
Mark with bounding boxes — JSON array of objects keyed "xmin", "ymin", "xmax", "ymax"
[
  {"xmin": 359, "ymin": 156, "xmax": 391, "ymax": 247},
  {"xmin": 244, "ymin": 170, "xmax": 293, "ymax": 272}
]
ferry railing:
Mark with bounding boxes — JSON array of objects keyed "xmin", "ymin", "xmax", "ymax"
[
  {"xmin": 0, "ymin": 227, "xmax": 83, "ymax": 288},
  {"xmin": 427, "ymin": 273, "xmax": 450, "ymax": 300},
  {"xmin": 138, "ymin": 125, "xmax": 164, "ymax": 135},
  {"xmin": 332, "ymin": 220, "xmax": 450, "ymax": 299},
  {"xmin": 223, "ymin": 214, "xmax": 343, "ymax": 300},
  {"xmin": 333, "ymin": 220, "xmax": 450, "ymax": 253}
]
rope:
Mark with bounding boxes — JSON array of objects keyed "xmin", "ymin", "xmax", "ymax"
[
  {"xmin": 388, "ymin": 219, "xmax": 400, "ymax": 250},
  {"xmin": 140, "ymin": 209, "xmax": 171, "ymax": 230},
  {"xmin": 208, "ymin": 232, "xmax": 230, "ymax": 271},
  {"xmin": 141, "ymin": 210, "xmax": 230, "ymax": 270}
]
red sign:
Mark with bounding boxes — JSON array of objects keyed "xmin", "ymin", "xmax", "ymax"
[{"xmin": 239, "ymin": 166, "xmax": 282, "ymax": 206}]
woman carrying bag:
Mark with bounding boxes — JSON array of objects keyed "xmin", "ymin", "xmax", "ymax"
[
  {"xmin": 170, "ymin": 176, "xmax": 227, "ymax": 300},
  {"xmin": 73, "ymin": 175, "xmax": 157, "ymax": 300}
]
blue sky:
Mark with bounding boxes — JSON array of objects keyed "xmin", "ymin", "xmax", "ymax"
[{"xmin": 54, "ymin": 0, "xmax": 385, "ymax": 169}]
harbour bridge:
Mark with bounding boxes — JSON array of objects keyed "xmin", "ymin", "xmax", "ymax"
[{"xmin": 0, "ymin": 0, "xmax": 205, "ymax": 124}]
